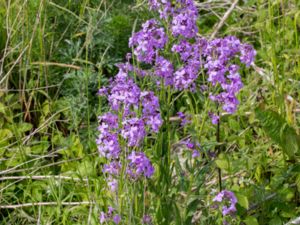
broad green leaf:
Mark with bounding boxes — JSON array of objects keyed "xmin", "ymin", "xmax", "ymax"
[
  {"xmin": 269, "ymin": 217, "xmax": 282, "ymax": 225},
  {"xmin": 18, "ymin": 122, "xmax": 33, "ymax": 133},
  {"xmin": 215, "ymin": 153, "xmax": 230, "ymax": 171},
  {"xmin": 236, "ymin": 193, "xmax": 249, "ymax": 209},
  {"xmin": 244, "ymin": 216, "xmax": 259, "ymax": 225},
  {"xmin": 215, "ymin": 159, "xmax": 229, "ymax": 170}
]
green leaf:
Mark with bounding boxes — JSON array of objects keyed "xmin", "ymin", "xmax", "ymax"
[
  {"xmin": 215, "ymin": 159, "xmax": 229, "ymax": 170},
  {"xmin": 244, "ymin": 216, "xmax": 259, "ymax": 225},
  {"xmin": 296, "ymin": 174, "xmax": 300, "ymax": 192},
  {"xmin": 269, "ymin": 217, "xmax": 282, "ymax": 225},
  {"xmin": 236, "ymin": 193, "xmax": 249, "ymax": 209},
  {"xmin": 255, "ymin": 108, "xmax": 300, "ymax": 158},
  {"xmin": 18, "ymin": 122, "xmax": 33, "ymax": 133},
  {"xmin": 215, "ymin": 153, "xmax": 230, "ymax": 171}
]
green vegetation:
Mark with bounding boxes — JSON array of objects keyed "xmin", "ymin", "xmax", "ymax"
[{"xmin": 0, "ymin": 0, "xmax": 299, "ymax": 224}]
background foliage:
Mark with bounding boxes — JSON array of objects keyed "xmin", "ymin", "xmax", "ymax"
[{"xmin": 0, "ymin": 0, "xmax": 299, "ymax": 224}]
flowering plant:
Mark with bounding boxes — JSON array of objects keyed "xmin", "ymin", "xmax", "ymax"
[{"xmin": 97, "ymin": 0, "xmax": 255, "ymax": 224}]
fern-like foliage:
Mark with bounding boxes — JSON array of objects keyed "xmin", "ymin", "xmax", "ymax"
[{"xmin": 255, "ymin": 107, "xmax": 300, "ymax": 159}]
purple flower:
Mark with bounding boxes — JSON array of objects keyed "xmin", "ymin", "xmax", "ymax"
[
  {"xmin": 181, "ymin": 140, "xmax": 201, "ymax": 158},
  {"xmin": 209, "ymin": 112, "xmax": 220, "ymax": 125},
  {"xmin": 171, "ymin": 0, "xmax": 198, "ymax": 39},
  {"xmin": 213, "ymin": 190, "xmax": 238, "ymax": 216},
  {"xmin": 172, "ymin": 40, "xmax": 194, "ymax": 62},
  {"xmin": 145, "ymin": 113, "xmax": 163, "ymax": 133},
  {"xmin": 192, "ymin": 150, "xmax": 200, "ymax": 158},
  {"xmin": 177, "ymin": 111, "xmax": 191, "ymax": 126},
  {"xmin": 98, "ymin": 113, "xmax": 119, "ymax": 130},
  {"xmin": 99, "ymin": 212, "xmax": 107, "ymax": 224},
  {"xmin": 121, "ymin": 118, "xmax": 146, "ymax": 147},
  {"xmin": 240, "ymin": 43, "xmax": 256, "ymax": 67},
  {"xmin": 113, "ymin": 215, "xmax": 121, "ymax": 224},
  {"xmin": 142, "ymin": 214, "xmax": 152, "ymax": 224},
  {"xmin": 96, "ymin": 132, "xmax": 121, "ymax": 159},
  {"xmin": 108, "ymin": 68, "xmax": 141, "ymax": 112},
  {"xmin": 103, "ymin": 161, "xmax": 122, "ymax": 175},
  {"xmin": 154, "ymin": 56, "xmax": 174, "ymax": 86},
  {"xmin": 127, "ymin": 151, "xmax": 155, "ymax": 178},
  {"xmin": 141, "ymin": 91, "xmax": 163, "ymax": 132},
  {"xmin": 98, "ymin": 87, "xmax": 108, "ymax": 96},
  {"xmin": 129, "ymin": 19, "xmax": 167, "ymax": 63},
  {"xmin": 107, "ymin": 178, "xmax": 118, "ymax": 192},
  {"xmin": 174, "ymin": 65, "xmax": 198, "ymax": 90}
]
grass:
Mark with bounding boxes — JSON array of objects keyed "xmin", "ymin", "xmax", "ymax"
[{"xmin": 0, "ymin": 0, "xmax": 300, "ymax": 224}]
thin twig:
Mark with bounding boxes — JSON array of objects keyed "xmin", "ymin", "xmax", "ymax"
[
  {"xmin": 210, "ymin": 0, "xmax": 239, "ymax": 40},
  {"xmin": 0, "ymin": 201, "xmax": 95, "ymax": 209},
  {"xmin": 0, "ymin": 175, "xmax": 88, "ymax": 182},
  {"xmin": 31, "ymin": 62, "xmax": 81, "ymax": 70}
]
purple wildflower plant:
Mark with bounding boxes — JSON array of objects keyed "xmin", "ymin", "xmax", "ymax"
[
  {"xmin": 97, "ymin": 63, "xmax": 162, "ymax": 200},
  {"xmin": 96, "ymin": 0, "xmax": 256, "ymax": 222},
  {"xmin": 213, "ymin": 190, "xmax": 238, "ymax": 216}
]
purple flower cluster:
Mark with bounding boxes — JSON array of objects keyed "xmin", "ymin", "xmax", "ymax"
[
  {"xmin": 97, "ymin": 113, "xmax": 120, "ymax": 159},
  {"xmin": 121, "ymin": 118, "xmax": 146, "ymax": 147},
  {"xmin": 97, "ymin": 64, "xmax": 161, "ymax": 189},
  {"xmin": 100, "ymin": 206, "xmax": 121, "ymax": 224},
  {"xmin": 127, "ymin": 151, "xmax": 155, "ymax": 179},
  {"xmin": 213, "ymin": 190, "xmax": 238, "ymax": 216},
  {"xmin": 129, "ymin": 0, "xmax": 255, "ymax": 118},
  {"xmin": 171, "ymin": 0, "xmax": 198, "ymax": 38},
  {"xmin": 155, "ymin": 56, "xmax": 174, "ymax": 86},
  {"xmin": 141, "ymin": 91, "xmax": 163, "ymax": 132},
  {"xmin": 129, "ymin": 19, "xmax": 168, "ymax": 63},
  {"xmin": 131, "ymin": 0, "xmax": 203, "ymax": 90},
  {"xmin": 97, "ymin": 64, "xmax": 162, "ymax": 223},
  {"xmin": 203, "ymin": 36, "xmax": 256, "ymax": 114}
]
